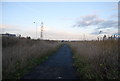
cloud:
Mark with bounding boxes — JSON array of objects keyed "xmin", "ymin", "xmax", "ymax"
[
  {"xmin": 98, "ymin": 20, "xmax": 118, "ymax": 29},
  {"xmin": 73, "ymin": 14, "xmax": 104, "ymax": 27},
  {"xmin": 91, "ymin": 27, "xmax": 118, "ymax": 35},
  {"xmin": 73, "ymin": 14, "xmax": 118, "ymax": 29},
  {"xmin": 91, "ymin": 29, "xmax": 108, "ymax": 35}
]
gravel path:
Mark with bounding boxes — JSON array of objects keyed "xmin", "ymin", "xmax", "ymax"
[{"xmin": 22, "ymin": 44, "xmax": 77, "ymax": 79}]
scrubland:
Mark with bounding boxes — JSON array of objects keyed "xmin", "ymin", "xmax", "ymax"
[
  {"xmin": 69, "ymin": 40, "xmax": 119, "ymax": 80},
  {"xmin": 2, "ymin": 37, "xmax": 61, "ymax": 79}
]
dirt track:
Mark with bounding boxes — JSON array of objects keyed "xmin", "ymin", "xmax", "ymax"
[{"xmin": 22, "ymin": 44, "xmax": 77, "ymax": 79}]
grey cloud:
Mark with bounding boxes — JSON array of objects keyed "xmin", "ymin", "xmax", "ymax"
[
  {"xmin": 73, "ymin": 14, "xmax": 118, "ymax": 35},
  {"xmin": 91, "ymin": 29, "xmax": 108, "ymax": 35},
  {"xmin": 74, "ymin": 14, "xmax": 104, "ymax": 27},
  {"xmin": 98, "ymin": 20, "xmax": 118, "ymax": 29},
  {"xmin": 73, "ymin": 14, "xmax": 117, "ymax": 29},
  {"xmin": 91, "ymin": 27, "xmax": 118, "ymax": 35}
]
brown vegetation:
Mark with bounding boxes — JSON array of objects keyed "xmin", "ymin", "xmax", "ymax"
[
  {"xmin": 2, "ymin": 37, "xmax": 61, "ymax": 79},
  {"xmin": 68, "ymin": 40, "xmax": 119, "ymax": 80}
]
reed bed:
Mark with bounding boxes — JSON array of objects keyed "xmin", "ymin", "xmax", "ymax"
[
  {"xmin": 69, "ymin": 40, "xmax": 119, "ymax": 80},
  {"xmin": 2, "ymin": 37, "xmax": 61, "ymax": 79}
]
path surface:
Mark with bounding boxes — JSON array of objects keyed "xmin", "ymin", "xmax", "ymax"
[{"xmin": 22, "ymin": 44, "xmax": 77, "ymax": 79}]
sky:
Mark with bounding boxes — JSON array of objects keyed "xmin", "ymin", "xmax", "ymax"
[{"xmin": 1, "ymin": 1, "xmax": 118, "ymax": 40}]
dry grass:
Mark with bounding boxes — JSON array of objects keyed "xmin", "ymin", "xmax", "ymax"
[
  {"xmin": 68, "ymin": 40, "xmax": 119, "ymax": 80},
  {"xmin": 2, "ymin": 37, "xmax": 61, "ymax": 79}
]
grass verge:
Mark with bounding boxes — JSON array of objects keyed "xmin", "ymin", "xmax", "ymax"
[
  {"xmin": 2, "ymin": 37, "xmax": 62, "ymax": 79},
  {"xmin": 14, "ymin": 44, "xmax": 62, "ymax": 79},
  {"xmin": 68, "ymin": 40, "xmax": 118, "ymax": 80}
]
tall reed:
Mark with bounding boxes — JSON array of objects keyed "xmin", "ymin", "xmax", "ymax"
[
  {"xmin": 69, "ymin": 40, "xmax": 118, "ymax": 80},
  {"xmin": 2, "ymin": 37, "xmax": 60, "ymax": 79}
]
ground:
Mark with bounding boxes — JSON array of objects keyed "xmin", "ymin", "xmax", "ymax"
[{"xmin": 21, "ymin": 44, "xmax": 77, "ymax": 79}]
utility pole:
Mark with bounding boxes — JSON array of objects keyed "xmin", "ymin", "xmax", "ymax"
[
  {"xmin": 33, "ymin": 22, "xmax": 38, "ymax": 39},
  {"xmin": 41, "ymin": 22, "xmax": 43, "ymax": 39}
]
